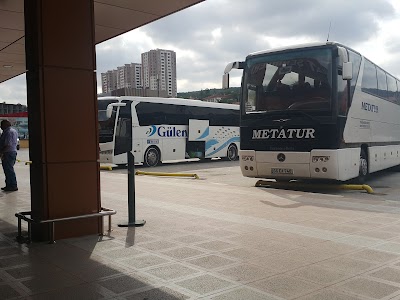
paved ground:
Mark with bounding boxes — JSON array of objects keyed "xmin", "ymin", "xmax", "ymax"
[{"xmin": 2, "ymin": 149, "xmax": 400, "ymax": 299}]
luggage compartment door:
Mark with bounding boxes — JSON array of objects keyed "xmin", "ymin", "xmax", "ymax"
[{"xmin": 188, "ymin": 119, "xmax": 209, "ymax": 141}]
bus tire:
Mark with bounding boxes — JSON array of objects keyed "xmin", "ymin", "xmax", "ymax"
[
  {"xmin": 357, "ymin": 148, "xmax": 369, "ymax": 183},
  {"xmin": 144, "ymin": 147, "xmax": 161, "ymax": 167},
  {"xmin": 226, "ymin": 144, "xmax": 238, "ymax": 161}
]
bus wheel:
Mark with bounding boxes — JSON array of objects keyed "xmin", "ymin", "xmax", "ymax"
[
  {"xmin": 226, "ymin": 144, "xmax": 238, "ymax": 161},
  {"xmin": 358, "ymin": 149, "xmax": 369, "ymax": 183},
  {"xmin": 144, "ymin": 147, "xmax": 160, "ymax": 167}
]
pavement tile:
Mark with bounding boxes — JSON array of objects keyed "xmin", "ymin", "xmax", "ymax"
[
  {"xmin": 185, "ymin": 255, "xmax": 236, "ymax": 270},
  {"xmin": 373, "ymin": 242, "xmax": 400, "ymax": 254},
  {"xmin": 137, "ymin": 240, "xmax": 179, "ymax": 251},
  {"xmin": 0, "ymin": 283, "xmax": 24, "ymax": 299},
  {"xmin": 98, "ymin": 246, "xmax": 144, "ymax": 259},
  {"xmin": 316, "ymin": 256, "xmax": 378, "ymax": 274},
  {"xmin": 216, "ymin": 263, "xmax": 276, "ymax": 283},
  {"xmin": 143, "ymin": 263, "xmax": 200, "ymax": 281},
  {"xmin": 172, "ymin": 235, "xmax": 209, "ymax": 244},
  {"xmin": 119, "ymin": 254, "xmax": 170, "ymax": 269},
  {"xmin": 160, "ymin": 246, "xmax": 207, "ymax": 260},
  {"xmin": 194, "ymin": 240, "xmax": 236, "ymax": 251},
  {"xmin": 347, "ymin": 249, "xmax": 399, "ymax": 263},
  {"xmin": 288, "ymin": 264, "xmax": 350, "ymax": 286},
  {"xmin": 21, "ymin": 271, "xmax": 84, "ymax": 295},
  {"xmin": 296, "ymin": 289, "xmax": 365, "ymax": 300},
  {"xmin": 368, "ymin": 267, "xmax": 400, "ymax": 284},
  {"xmin": 175, "ymin": 274, "xmax": 236, "ymax": 295},
  {"xmin": 337, "ymin": 277, "xmax": 400, "ymax": 299},
  {"xmin": 96, "ymin": 273, "xmax": 154, "ymax": 295},
  {"xmin": 356, "ymin": 230, "xmax": 400, "ymax": 240},
  {"xmin": 124, "ymin": 286, "xmax": 190, "ymax": 300},
  {"xmin": 249, "ymin": 275, "xmax": 323, "ymax": 299},
  {"xmin": 210, "ymin": 287, "xmax": 277, "ymax": 300},
  {"xmin": 28, "ymin": 283, "xmax": 109, "ymax": 300},
  {"xmin": 334, "ymin": 235, "xmax": 384, "ymax": 247},
  {"xmin": 220, "ymin": 247, "xmax": 268, "ymax": 261}
]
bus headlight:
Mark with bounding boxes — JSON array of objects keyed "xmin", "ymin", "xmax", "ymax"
[
  {"xmin": 312, "ymin": 156, "xmax": 330, "ymax": 163},
  {"xmin": 242, "ymin": 155, "xmax": 254, "ymax": 161},
  {"xmin": 100, "ymin": 150, "xmax": 113, "ymax": 155}
]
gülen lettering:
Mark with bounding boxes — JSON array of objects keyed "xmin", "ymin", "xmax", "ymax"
[
  {"xmin": 157, "ymin": 126, "xmax": 188, "ymax": 137},
  {"xmin": 252, "ymin": 128, "xmax": 315, "ymax": 139}
]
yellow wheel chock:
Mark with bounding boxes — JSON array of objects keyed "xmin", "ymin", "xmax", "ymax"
[
  {"xmin": 100, "ymin": 165, "xmax": 113, "ymax": 171},
  {"xmin": 135, "ymin": 170, "xmax": 199, "ymax": 179}
]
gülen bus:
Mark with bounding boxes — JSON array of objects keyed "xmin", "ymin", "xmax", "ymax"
[
  {"xmin": 98, "ymin": 96, "xmax": 240, "ymax": 166},
  {"xmin": 223, "ymin": 42, "xmax": 400, "ymax": 182}
]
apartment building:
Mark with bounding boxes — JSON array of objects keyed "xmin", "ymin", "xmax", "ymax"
[
  {"xmin": 116, "ymin": 63, "xmax": 142, "ymax": 90},
  {"xmin": 101, "ymin": 49, "xmax": 177, "ymax": 97},
  {"xmin": 141, "ymin": 49, "xmax": 177, "ymax": 97},
  {"xmin": 101, "ymin": 70, "xmax": 118, "ymax": 94}
]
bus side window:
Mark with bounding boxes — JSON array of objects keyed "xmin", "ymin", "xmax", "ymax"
[
  {"xmin": 397, "ymin": 80, "xmax": 400, "ymax": 105},
  {"xmin": 387, "ymin": 74, "xmax": 397, "ymax": 103},
  {"xmin": 348, "ymin": 50, "xmax": 362, "ymax": 102},
  {"xmin": 361, "ymin": 59, "xmax": 378, "ymax": 96},
  {"xmin": 376, "ymin": 67, "xmax": 388, "ymax": 99},
  {"xmin": 337, "ymin": 69, "xmax": 349, "ymax": 116}
]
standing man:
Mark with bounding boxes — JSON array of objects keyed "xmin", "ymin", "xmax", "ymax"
[{"xmin": 0, "ymin": 120, "xmax": 18, "ymax": 192}]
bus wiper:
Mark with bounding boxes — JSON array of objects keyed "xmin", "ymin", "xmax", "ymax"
[
  {"xmin": 245, "ymin": 110, "xmax": 320, "ymax": 124},
  {"xmin": 283, "ymin": 110, "xmax": 321, "ymax": 124}
]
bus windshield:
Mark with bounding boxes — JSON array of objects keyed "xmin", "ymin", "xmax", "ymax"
[
  {"xmin": 243, "ymin": 48, "xmax": 333, "ymax": 114},
  {"xmin": 98, "ymin": 99, "xmax": 117, "ymax": 143}
]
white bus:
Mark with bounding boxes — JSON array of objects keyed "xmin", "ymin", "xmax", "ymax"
[
  {"xmin": 98, "ymin": 96, "xmax": 240, "ymax": 167},
  {"xmin": 223, "ymin": 42, "xmax": 400, "ymax": 182}
]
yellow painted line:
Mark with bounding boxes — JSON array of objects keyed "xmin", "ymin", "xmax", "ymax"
[
  {"xmin": 255, "ymin": 180, "xmax": 374, "ymax": 194},
  {"xmin": 16, "ymin": 159, "xmax": 32, "ymax": 165},
  {"xmin": 100, "ymin": 165, "xmax": 113, "ymax": 171},
  {"xmin": 135, "ymin": 170, "xmax": 199, "ymax": 179}
]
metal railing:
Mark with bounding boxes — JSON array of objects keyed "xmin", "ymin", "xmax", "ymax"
[{"xmin": 15, "ymin": 207, "xmax": 116, "ymax": 244}]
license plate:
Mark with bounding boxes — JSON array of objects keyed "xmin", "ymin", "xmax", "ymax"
[{"xmin": 271, "ymin": 168, "xmax": 293, "ymax": 175}]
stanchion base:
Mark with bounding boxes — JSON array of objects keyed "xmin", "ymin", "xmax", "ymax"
[{"xmin": 118, "ymin": 220, "xmax": 146, "ymax": 227}]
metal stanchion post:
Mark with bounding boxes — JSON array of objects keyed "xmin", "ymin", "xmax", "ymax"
[{"xmin": 118, "ymin": 152, "xmax": 146, "ymax": 227}]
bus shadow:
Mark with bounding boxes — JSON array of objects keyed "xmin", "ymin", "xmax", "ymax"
[
  {"xmin": 257, "ymin": 169, "xmax": 400, "ymax": 212},
  {"xmin": 257, "ymin": 167, "xmax": 399, "ymax": 196}
]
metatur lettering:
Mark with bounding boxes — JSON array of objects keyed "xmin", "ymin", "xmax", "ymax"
[
  {"xmin": 361, "ymin": 102, "xmax": 378, "ymax": 113},
  {"xmin": 252, "ymin": 128, "xmax": 315, "ymax": 139}
]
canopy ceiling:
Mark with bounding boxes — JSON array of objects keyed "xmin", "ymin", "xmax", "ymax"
[{"xmin": 0, "ymin": 0, "xmax": 204, "ymax": 83}]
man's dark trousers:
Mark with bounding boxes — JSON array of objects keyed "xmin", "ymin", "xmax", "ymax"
[{"xmin": 2, "ymin": 151, "xmax": 17, "ymax": 188}]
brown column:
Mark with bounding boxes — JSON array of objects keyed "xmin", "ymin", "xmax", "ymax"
[{"xmin": 25, "ymin": 0, "xmax": 101, "ymax": 241}]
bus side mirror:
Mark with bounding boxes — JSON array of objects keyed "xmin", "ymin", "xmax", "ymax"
[
  {"xmin": 222, "ymin": 61, "xmax": 244, "ymax": 88},
  {"xmin": 106, "ymin": 105, "xmax": 113, "ymax": 119},
  {"xmin": 106, "ymin": 103, "xmax": 126, "ymax": 118},
  {"xmin": 342, "ymin": 62, "xmax": 353, "ymax": 80},
  {"xmin": 222, "ymin": 73, "xmax": 229, "ymax": 89}
]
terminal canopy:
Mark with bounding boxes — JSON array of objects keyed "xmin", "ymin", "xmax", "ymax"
[{"xmin": 0, "ymin": 0, "xmax": 204, "ymax": 83}]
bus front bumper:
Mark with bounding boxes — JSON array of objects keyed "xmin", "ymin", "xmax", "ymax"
[{"xmin": 239, "ymin": 149, "xmax": 359, "ymax": 181}]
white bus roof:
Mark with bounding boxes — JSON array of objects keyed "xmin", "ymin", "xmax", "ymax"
[
  {"xmin": 98, "ymin": 96, "xmax": 240, "ymax": 110},
  {"xmin": 247, "ymin": 41, "xmax": 359, "ymax": 58}
]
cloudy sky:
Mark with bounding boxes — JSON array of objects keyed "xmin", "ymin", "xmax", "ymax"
[{"xmin": 1, "ymin": 0, "xmax": 400, "ymax": 105}]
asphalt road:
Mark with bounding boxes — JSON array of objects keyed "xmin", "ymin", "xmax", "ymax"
[
  {"xmin": 107, "ymin": 155, "xmax": 400, "ymax": 203},
  {"xmin": 16, "ymin": 148, "xmax": 400, "ymax": 203}
]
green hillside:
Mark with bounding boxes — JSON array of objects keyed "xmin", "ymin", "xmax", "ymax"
[{"xmin": 177, "ymin": 87, "xmax": 241, "ymax": 103}]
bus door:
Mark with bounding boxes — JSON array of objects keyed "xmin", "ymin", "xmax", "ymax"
[
  {"xmin": 188, "ymin": 119, "xmax": 209, "ymax": 158},
  {"xmin": 114, "ymin": 102, "xmax": 132, "ymax": 156}
]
